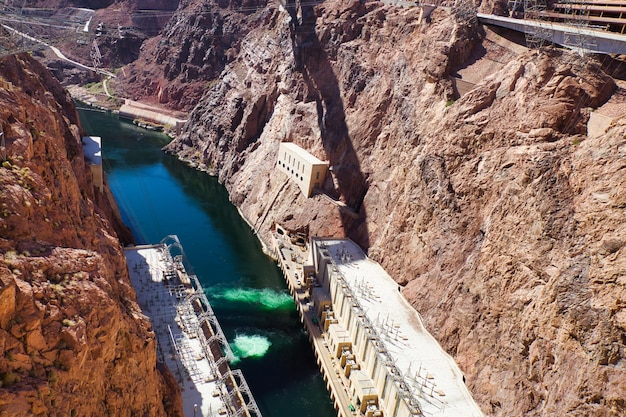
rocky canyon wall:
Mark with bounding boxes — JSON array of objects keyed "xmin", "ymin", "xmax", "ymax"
[
  {"xmin": 123, "ymin": 0, "xmax": 624, "ymax": 415},
  {"xmin": 115, "ymin": 0, "xmax": 271, "ymax": 110},
  {"xmin": 0, "ymin": 54, "xmax": 181, "ymax": 416}
]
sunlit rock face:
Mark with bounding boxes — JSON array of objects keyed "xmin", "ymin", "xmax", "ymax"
[
  {"xmin": 0, "ymin": 53, "xmax": 182, "ymax": 417},
  {"xmin": 116, "ymin": 0, "xmax": 624, "ymax": 415},
  {"xmin": 114, "ymin": 0, "xmax": 271, "ymax": 111}
]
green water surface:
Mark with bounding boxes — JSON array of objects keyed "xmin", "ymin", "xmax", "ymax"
[{"xmin": 77, "ymin": 105, "xmax": 335, "ymax": 417}]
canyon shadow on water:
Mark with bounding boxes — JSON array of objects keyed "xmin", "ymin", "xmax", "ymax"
[{"xmin": 77, "ymin": 105, "xmax": 335, "ymax": 417}]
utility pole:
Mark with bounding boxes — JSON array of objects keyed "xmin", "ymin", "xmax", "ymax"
[{"xmin": 91, "ymin": 39, "xmax": 102, "ymax": 69}]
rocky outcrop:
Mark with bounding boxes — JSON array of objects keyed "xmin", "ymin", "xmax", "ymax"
[
  {"xmin": 114, "ymin": 0, "xmax": 271, "ymax": 111},
  {"xmin": 157, "ymin": 1, "xmax": 625, "ymax": 415},
  {"xmin": 0, "ymin": 54, "xmax": 181, "ymax": 416},
  {"xmin": 25, "ymin": 0, "xmax": 181, "ymax": 79}
]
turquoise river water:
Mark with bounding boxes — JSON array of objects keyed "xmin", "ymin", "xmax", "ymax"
[{"xmin": 77, "ymin": 105, "xmax": 335, "ymax": 417}]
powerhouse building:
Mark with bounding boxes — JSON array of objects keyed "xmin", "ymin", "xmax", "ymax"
[
  {"xmin": 276, "ymin": 142, "xmax": 328, "ymax": 198},
  {"xmin": 307, "ymin": 238, "xmax": 484, "ymax": 417}
]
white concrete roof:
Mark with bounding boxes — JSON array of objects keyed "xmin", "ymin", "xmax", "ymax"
[
  {"xmin": 329, "ymin": 323, "xmax": 351, "ymax": 341},
  {"xmin": 312, "ymin": 238, "xmax": 485, "ymax": 417},
  {"xmin": 279, "ymin": 142, "xmax": 328, "ymax": 165},
  {"xmin": 82, "ymin": 136, "xmax": 101, "ymax": 165},
  {"xmin": 125, "ymin": 246, "xmax": 226, "ymax": 417},
  {"xmin": 351, "ymin": 369, "xmax": 377, "ymax": 397}
]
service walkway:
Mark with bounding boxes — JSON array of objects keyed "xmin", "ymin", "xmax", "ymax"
[{"xmin": 477, "ymin": 13, "xmax": 626, "ymax": 54}]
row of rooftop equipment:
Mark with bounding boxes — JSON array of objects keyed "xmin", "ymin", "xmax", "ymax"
[{"xmin": 273, "ymin": 224, "xmax": 485, "ymax": 417}]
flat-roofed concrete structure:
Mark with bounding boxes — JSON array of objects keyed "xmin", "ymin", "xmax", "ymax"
[
  {"xmin": 477, "ymin": 13, "xmax": 626, "ymax": 54},
  {"xmin": 125, "ymin": 236, "xmax": 262, "ymax": 417},
  {"xmin": 350, "ymin": 369, "xmax": 380, "ymax": 416},
  {"xmin": 311, "ymin": 286, "xmax": 332, "ymax": 316},
  {"xmin": 119, "ymin": 99, "xmax": 187, "ymax": 134},
  {"xmin": 276, "ymin": 142, "xmax": 328, "ymax": 198},
  {"xmin": 308, "ymin": 238, "xmax": 484, "ymax": 417},
  {"xmin": 82, "ymin": 136, "xmax": 103, "ymax": 191},
  {"xmin": 328, "ymin": 323, "xmax": 352, "ymax": 359}
]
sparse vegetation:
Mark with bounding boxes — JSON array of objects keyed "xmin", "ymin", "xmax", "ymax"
[
  {"xmin": 0, "ymin": 372, "xmax": 21, "ymax": 387},
  {"xmin": 53, "ymin": 359, "xmax": 68, "ymax": 371},
  {"xmin": 3, "ymin": 250, "xmax": 17, "ymax": 262},
  {"xmin": 206, "ymin": 78, "xmax": 219, "ymax": 90},
  {"xmin": 47, "ymin": 369, "xmax": 57, "ymax": 384},
  {"xmin": 62, "ymin": 319, "xmax": 76, "ymax": 327},
  {"xmin": 84, "ymin": 81, "xmax": 105, "ymax": 95},
  {"xmin": 8, "ymin": 314, "xmax": 23, "ymax": 326},
  {"xmin": 162, "ymin": 396, "xmax": 172, "ymax": 409}
]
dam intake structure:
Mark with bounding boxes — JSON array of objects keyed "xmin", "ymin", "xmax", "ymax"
[
  {"xmin": 272, "ymin": 226, "xmax": 485, "ymax": 417},
  {"xmin": 125, "ymin": 235, "xmax": 262, "ymax": 417}
]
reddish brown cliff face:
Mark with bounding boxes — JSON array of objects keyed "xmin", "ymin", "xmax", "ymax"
[
  {"xmin": 113, "ymin": 0, "xmax": 271, "ymax": 111},
  {"xmin": 0, "ymin": 54, "xmax": 181, "ymax": 416},
  {"xmin": 136, "ymin": 1, "xmax": 626, "ymax": 415}
]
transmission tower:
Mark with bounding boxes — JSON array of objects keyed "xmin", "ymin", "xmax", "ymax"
[
  {"xmin": 0, "ymin": 1, "xmax": 41, "ymax": 56},
  {"xmin": 90, "ymin": 39, "xmax": 102, "ymax": 68},
  {"xmin": 523, "ymin": 0, "xmax": 598, "ymax": 55},
  {"xmin": 523, "ymin": 0, "xmax": 552, "ymax": 49},
  {"xmin": 559, "ymin": 1, "xmax": 596, "ymax": 55},
  {"xmin": 0, "ymin": 0, "xmax": 93, "ymax": 58},
  {"xmin": 452, "ymin": 0, "xmax": 478, "ymax": 27}
]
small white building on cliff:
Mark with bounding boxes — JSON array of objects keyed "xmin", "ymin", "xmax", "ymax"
[
  {"xmin": 276, "ymin": 142, "xmax": 328, "ymax": 198},
  {"xmin": 82, "ymin": 136, "xmax": 103, "ymax": 192}
]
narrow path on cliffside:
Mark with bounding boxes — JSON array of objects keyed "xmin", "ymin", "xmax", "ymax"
[{"xmin": 1, "ymin": 24, "xmax": 116, "ymax": 77}]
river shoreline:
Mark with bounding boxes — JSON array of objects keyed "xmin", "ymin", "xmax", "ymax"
[
  {"xmin": 73, "ymin": 84, "xmax": 279, "ymax": 262},
  {"xmin": 77, "ymin": 106, "xmax": 336, "ymax": 417},
  {"xmin": 69, "ymin": 84, "xmax": 187, "ymax": 137}
]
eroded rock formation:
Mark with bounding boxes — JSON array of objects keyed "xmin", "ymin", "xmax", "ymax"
[
  {"xmin": 144, "ymin": 1, "xmax": 626, "ymax": 415},
  {"xmin": 114, "ymin": 0, "xmax": 271, "ymax": 110},
  {"xmin": 0, "ymin": 54, "xmax": 181, "ymax": 416}
]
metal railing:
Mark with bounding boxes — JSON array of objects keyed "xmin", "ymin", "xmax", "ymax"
[{"xmin": 157, "ymin": 235, "xmax": 260, "ymax": 417}]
